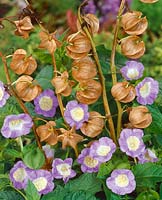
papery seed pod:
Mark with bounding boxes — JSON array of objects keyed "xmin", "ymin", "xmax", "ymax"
[
  {"xmin": 111, "ymin": 82, "xmax": 136, "ymax": 103},
  {"xmin": 140, "ymin": 0, "xmax": 159, "ymax": 3},
  {"xmin": 77, "ymin": 13, "xmax": 99, "ymax": 34},
  {"xmin": 66, "ymin": 31, "xmax": 91, "ymax": 59},
  {"xmin": 80, "ymin": 111, "xmax": 104, "ymax": 137},
  {"xmin": 39, "ymin": 31, "xmax": 62, "ymax": 54},
  {"xmin": 76, "ymin": 79, "xmax": 102, "ymax": 104},
  {"xmin": 10, "ymin": 49, "xmax": 37, "ymax": 75},
  {"xmin": 58, "ymin": 127, "xmax": 83, "ymax": 150},
  {"xmin": 14, "ymin": 16, "xmax": 34, "ymax": 39},
  {"xmin": 15, "ymin": 75, "xmax": 42, "ymax": 101},
  {"xmin": 121, "ymin": 36, "xmax": 145, "ymax": 59},
  {"xmin": 36, "ymin": 121, "xmax": 58, "ymax": 145},
  {"xmin": 121, "ymin": 11, "xmax": 148, "ymax": 35},
  {"xmin": 51, "ymin": 71, "xmax": 72, "ymax": 96},
  {"xmin": 72, "ymin": 57, "xmax": 97, "ymax": 81},
  {"xmin": 129, "ymin": 106, "xmax": 152, "ymax": 128}
]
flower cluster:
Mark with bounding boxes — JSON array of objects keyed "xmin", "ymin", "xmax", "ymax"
[{"xmin": 10, "ymin": 158, "xmax": 76, "ymax": 194}]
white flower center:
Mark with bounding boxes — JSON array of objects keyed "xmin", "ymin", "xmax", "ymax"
[
  {"xmin": 84, "ymin": 156, "xmax": 98, "ymax": 168},
  {"xmin": 56, "ymin": 163, "xmax": 71, "ymax": 177},
  {"xmin": 139, "ymin": 82, "xmax": 151, "ymax": 98},
  {"xmin": 127, "ymin": 68, "xmax": 139, "ymax": 79},
  {"xmin": 0, "ymin": 88, "xmax": 4, "ymax": 101},
  {"xmin": 9, "ymin": 119, "xmax": 23, "ymax": 130},
  {"xmin": 13, "ymin": 168, "xmax": 27, "ymax": 182},
  {"xmin": 70, "ymin": 107, "xmax": 84, "ymax": 122},
  {"xmin": 97, "ymin": 145, "xmax": 111, "ymax": 156},
  {"xmin": 115, "ymin": 174, "xmax": 129, "ymax": 187},
  {"xmin": 39, "ymin": 96, "xmax": 53, "ymax": 111},
  {"xmin": 33, "ymin": 177, "xmax": 48, "ymax": 192},
  {"xmin": 126, "ymin": 136, "xmax": 140, "ymax": 151}
]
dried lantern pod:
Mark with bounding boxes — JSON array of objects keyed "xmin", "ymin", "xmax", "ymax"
[
  {"xmin": 120, "ymin": 35, "xmax": 145, "ymax": 59},
  {"xmin": 76, "ymin": 79, "xmax": 102, "ymax": 104},
  {"xmin": 111, "ymin": 82, "xmax": 136, "ymax": 103},
  {"xmin": 10, "ymin": 49, "xmax": 37, "ymax": 75},
  {"xmin": 77, "ymin": 13, "xmax": 99, "ymax": 34},
  {"xmin": 121, "ymin": 11, "xmax": 148, "ymax": 35},
  {"xmin": 140, "ymin": 0, "xmax": 159, "ymax": 3},
  {"xmin": 15, "ymin": 75, "xmax": 42, "ymax": 101},
  {"xmin": 66, "ymin": 31, "xmax": 91, "ymax": 59},
  {"xmin": 72, "ymin": 57, "xmax": 97, "ymax": 81},
  {"xmin": 14, "ymin": 16, "xmax": 34, "ymax": 39},
  {"xmin": 129, "ymin": 106, "xmax": 152, "ymax": 128},
  {"xmin": 51, "ymin": 71, "xmax": 72, "ymax": 96},
  {"xmin": 81, "ymin": 111, "xmax": 104, "ymax": 137},
  {"xmin": 36, "ymin": 121, "xmax": 58, "ymax": 145},
  {"xmin": 39, "ymin": 31, "xmax": 62, "ymax": 54}
]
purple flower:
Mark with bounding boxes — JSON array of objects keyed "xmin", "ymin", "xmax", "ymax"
[
  {"xmin": 34, "ymin": 89, "xmax": 58, "ymax": 117},
  {"xmin": 89, "ymin": 137, "xmax": 116, "ymax": 163},
  {"xmin": 1, "ymin": 113, "xmax": 33, "ymax": 138},
  {"xmin": 28, "ymin": 169, "xmax": 54, "ymax": 195},
  {"xmin": 0, "ymin": 81, "xmax": 10, "ymax": 107},
  {"xmin": 135, "ymin": 77, "xmax": 159, "ymax": 105},
  {"xmin": 64, "ymin": 100, "xmax": 89, "ymax": 130},
  {"xmin": 120, "ymin": 61, "xmax": 144, "ymax": 81},
  {"xmin": 77, "ymin": 148, "xmax": 100, "ymax": 173},
  {"xmin": 137, "ymin": 149, "xmax": 158, "ymax": 164},
  {"xmin": 42, "ymin": 144, "xmax": 54, "ymax": 159},
  {"xmin": 52, "ymin": 158, "xmax": 76, "ymax": 183},
  {"xmin": 106, "ymin": 169, "xmax": 136, "ymax": 195},
  {"xmin": 119, "ymin": 129, "xmax": 145, "ymax": 158},
  {"xmin": 9, "ymin": 161, "xmax": 29, "ymax": 189}
]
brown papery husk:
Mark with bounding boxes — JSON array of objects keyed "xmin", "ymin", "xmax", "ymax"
[
  {"xmin": 76, "ymin": 79, "xmax": 102, "ymax": 104},
  {"xmin": 121, "ymin": 35, "xmax": 145, "ymax": 59},
  {"xmin": 129, "ymin": 106, "xmax": 152, "ymax": 128},
  {"xmin": 81, "ymin": 111, "xmax": 104, "ymax": 137},
  {"xmin": 72, "ymin": 57, "xmax": 97, "ymax": 81}
]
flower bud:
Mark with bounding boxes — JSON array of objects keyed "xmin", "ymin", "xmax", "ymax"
[
  {"xmin": 129, "ymin": 106, "xmax": 152, "ymax": 128},
  {"xmin": 10, "ymin": 49, "xmax": 37, "ymax": 75},
  {"xmin": 39, "ymin": 31, "xmax": 61, "ymax": 54},
  {"xmin": 121, "ymin": 36, "xmax": 145, "ymax": 59},
  {"xmin": 80, "ymin": 111, "xmax": 104, "ymax": 137},
  {"xmin": 76, "ymin": 79, "xmax": 102, "ymax": 104},
  {"xmin": 121, "ymin": 11, "xmax": 148, "ymax": 35},
  {"xmin": 111, "ymin": 82, "xmax": 136, "ymax": 103},
  {"xmin": 51, "ymin": 71, "xmax": 72, "ymax": 96},
  {"xmin": 15, "ymin": 75, "xmax": 42, "ymax": 101},
  {"xmin": 72, "ymin": 57, "xmax": 97, "ymax": 81},
  {"xmin": 14, "ymin": 16, "xmax": 34, "ymax": 39},
  {"xmin": 140, "ymin": 0, "xmax": 159, "ymax": 3},
  {"xmin": 36, "ymin": 121, "xmax": 58, "ymax": 145},
  {"xmin": 66, "ymin": 31, "xmax": 91, "ymax": 59},
  {"xmin": 77, "ymin": 13, "xmax": 99, "ymax": 34}
]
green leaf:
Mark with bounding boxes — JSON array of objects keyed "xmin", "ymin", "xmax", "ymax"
[
  {"xmin": 146, "ymin": 104, "xmax": 162, "ymax": 133},
  {"xmin": 64, "ymin": 191, "xmax": 97, "ymax": 200},
  {"xmin": 3, "ymin": 149, "xmax": 22, "ymax": 159},
  {"xmin": 25, "ymin": 180, "xmax": 40, "ymax": 200},
  {"xmin": 103, "ymin": 185, "xmax": 122, "ymax": 200},
  {"xmin": 97, "ymin": 161, "xmax": 114, "ymax": 179},
  {"xmin": 0, "ymin": 178, "xmax": 10, "ymax": 190},
  {"xmin": 35, "ymin": 65, "xmax": 54, "ymax": 90},
  {"xmin": 0, "ymin": 191, "xmax": 24, "ymax": 200},
  {"xmin": 23, "ymin": 147, "xmax": 45, "ymax": 169},
  {"xmin": 24, "ymin": 102, "xmax": 37, "ymax": 117},
  {"xmin": 41, "ymin": 185, "xmax": 68, "ymax": 200},
  {"xmin": 133, "ymin": 163, "xmax": 162, "ymax": 188},
  {"xmin": 64, "ymin": 173, "xmax": 102, "ymax": 195}
]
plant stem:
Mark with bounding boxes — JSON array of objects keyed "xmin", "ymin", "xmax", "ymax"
[
  {"xmin": 78, "ymin": 4, "xmax": 117, "ymax": 145},
  {"xmin": 10, "ymin": 185, "xmax": 28, "ymax": 200},
  {"xmin": 110, "ymin": 0, "xmax": 126, "ymax": 139}
]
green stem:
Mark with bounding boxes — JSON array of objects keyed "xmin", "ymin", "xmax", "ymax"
[
  {"xmin": 78, "ymin": 4, "xmax": 117, "ymax": 145},
  {"xmin": 10, "ymin": 185, "xmax": 28, "ymax": 200},
  {"xmin": 18, "ymin": 137, "xmax": 23, "ymax": 152},
  {"xmin": 110, "ymin": 0, "xmax": 126, "ymax": 139}
]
